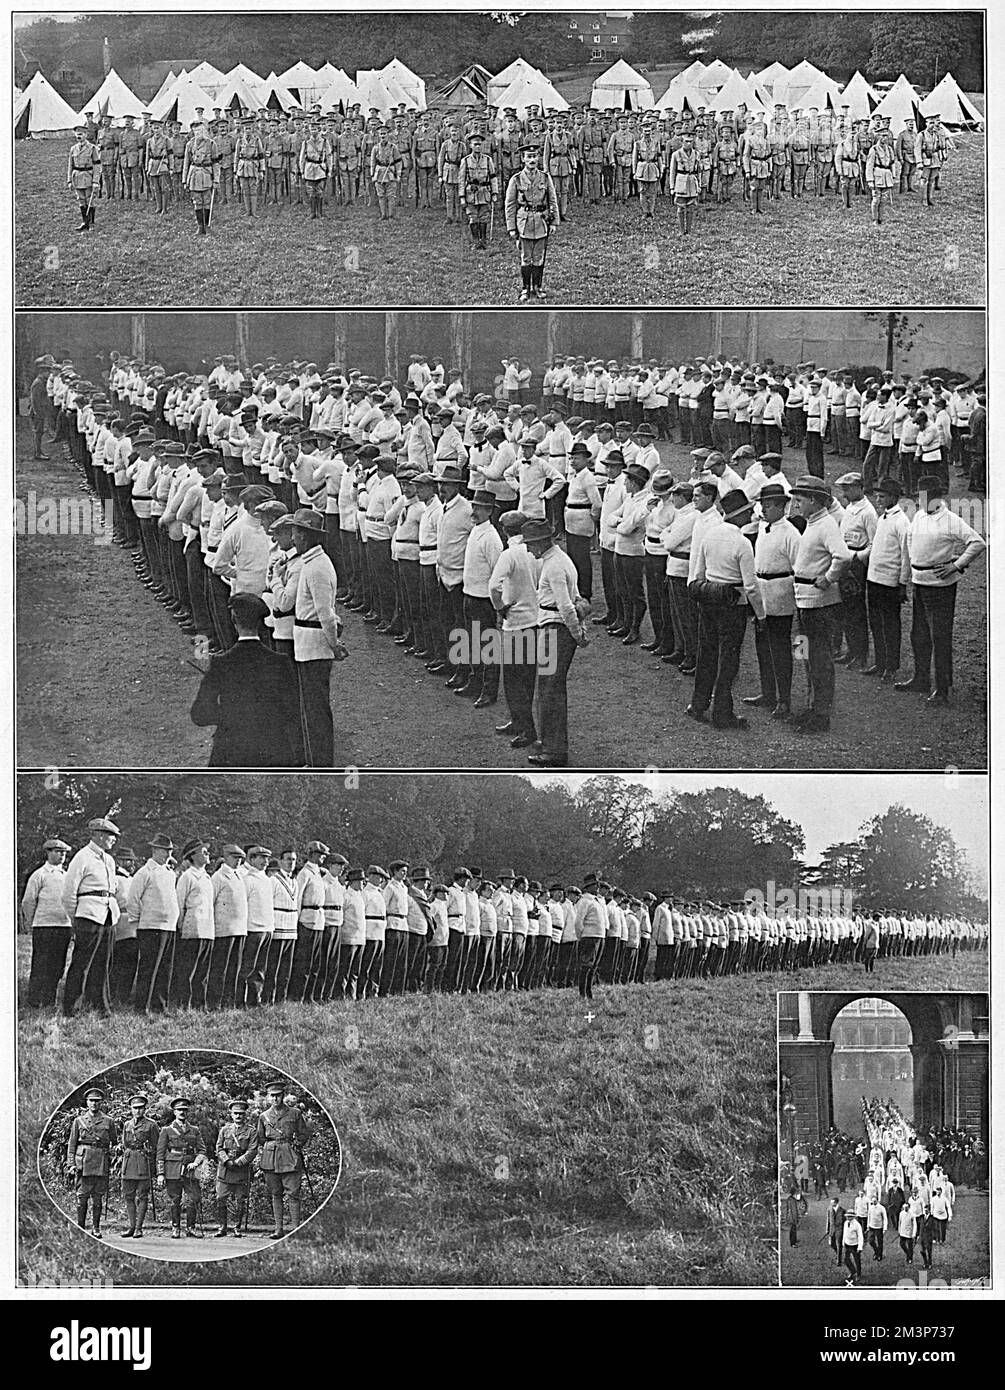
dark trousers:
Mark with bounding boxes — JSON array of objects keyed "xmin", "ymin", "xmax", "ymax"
[
  {"xmin": 134, "ymin": 929, "xmax": 175, "ymax": 1012},
  {"xmin": 502, "ymin": 628, "xmax": 538, "ymax": 738},
  {"xmin": 185, "ymin": 544, "xmax": 213, "ymax": 638},
  {"xmin": 314, "ymin": 925, "xmax": 341, "ymax": 1001},
  {"xmin": 62, "ymin": 913, "xmax": 113, "ymax": 1016},
  {"xmin": 207, "ymin": 935, "xmax": 245, "ymax": 1010},
  {"xmin": 600, "ymin": 548, "xmax": 619, "ymax": 623},
  {"xmin": 843, "ymin": 1245, "xmax": 862, "ymax": 1279},
  {"xmin": 440, "ymin": 582, "xmax": 469, "ymax": 678},
  {"xmin": 334, "ymin": 941, "xmax": 364, "ymax": 1000},
  {"xmin": 754, "ymin": 613, "xmax": 793, "ymax": 704},
  {"xmin": 692, "ymin": 602, "xmax": 747, "ymax": 725},
  {"xmin": 463, "ymin": 594, "xmax": 499, "ymax": 698},
  {"xmin": 138, "ymin": 516, "xmax": 159, "ymax": 582},
  {"xmin": 170, "ymin": 537, "xmax": 192, "ymax": 612},
  {"xmin": 471, "ymin": 936, "xmax": 496, "ymax": 992},
  {"xmin": 324, "ymin": 513, "xmax": 343, "ymax": 576},
  {"xmin": 238, "ymin": 931, "xmax": 272, "ymax": 1006},
  {"xmin": 805, "ymin": 432, "xmax": 824, "ymax": 478},
  {"xmin": 444, "ymin": 928, "xmax": 466, "ymax": 991},
  {"xmin": 863, "ymin": 442, "xmax": 892, "ymax": 489},
  {"xmin": 644, "ymin": 554, "xmax": 672, "ymax": 651},
  {"xmin": 798, "ymin": 606, "xmax": 838, "ymax": 715},
  {"xmin": 263, "ymin": 936, "xmax": 295, "ymax": 1005},
  {"xmin": 866, "ymin": 581, "xmax": 902, "ymax": 673},
  {"xmin": 369, "ymin": 537, "xmax": 395, "ymax": 624},
  {"xmin": 358, "ymin": 939, "xmax": 384, "ymax": 998},
  {"xmin": 398, "ymin": 558, "xmax": 420, "ymax": 642},
  {"xmin": 910, "ymin": 583, "xmax": 957, "ymax": 694},
  {"xmin": 565, "ymin": 532, "xmax": 593, "ymax": 600},
  {"xmin": 289, "ymin": 925, "xmax": 323, "ymax": 1002},
  {"xmin": 577, "ymin": 935, "xmax": 602, "ymax": 998},
  {"xmin": 667, "ymin": 575, "xmax": 697, "ymax": 662},
  {"xmin": 207, "ymin": 571, "xmax": 237, "ymax": 649},
  {"xmin": 297, "ymin": 659, "xmax": 334, "ymax": 767},
  {"xmin": 424, "ymin": 943, "xmax": 447, "ymax": 992},
  {"xmin": 171, "ymin": 936, "xmax": 212, "ymax": 1009},
  {"xmin": 27, "ymin": 926, "xmax": 72, "ymax": 1007},
  {"xmin": 534, "ymin": 623, "xmax": 577, "ymax": 763},
  {"xmin": 380, "ymin": 927, "xmax": 410, "ymax": 995},
  {"xmin": 614, "ymin": 552, "xmax": 646, "ymax": 632},
  {"xmin": 841, "ymin": 582, "xmax": 870, "ymax": 661},
  {"xmin": 418, "ymin": 565, "xmax": 444, "ymax": 658}
]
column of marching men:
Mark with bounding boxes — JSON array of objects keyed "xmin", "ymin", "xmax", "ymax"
[
  {"xmin": 22, "ymin": 823, "xmax": 988, "ymax": 1017},
  {"xmin": 66, "ymin": 97, "xmax": 956, "ymax": 247},
  {"xmin": 31, "ymin": 346, "xmax": 986, "ymax": 766},
  {"xmin": 793, "ymin": 1098, "xmax": 981, "ymax": 1285}
]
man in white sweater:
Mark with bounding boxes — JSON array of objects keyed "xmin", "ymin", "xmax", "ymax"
[{"xmin": 127, "ymin": 832, "xmax": 180, "ymax": 1014}]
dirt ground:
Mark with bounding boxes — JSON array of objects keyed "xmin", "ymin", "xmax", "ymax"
[
  {"xmin": 79, "ymin": 1226, "xmax": 276, "ymax": 1263},
  {"xmin": 15, "ymin": 134, "xmax": 986, "ymax": 308},
  {"xmin": 15, "ymin": 417, "xmax": 987, "ymax": 771}
]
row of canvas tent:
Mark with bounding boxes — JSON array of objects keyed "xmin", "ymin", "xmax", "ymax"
[
  {"xmin": 13, "ymin": 56, "xmax": 429, "ymax": 135},
  {"xmin": 658, "ymin": 58, "xmax": 982, "ymax": 131}
]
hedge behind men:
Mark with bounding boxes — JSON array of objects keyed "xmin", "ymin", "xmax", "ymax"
[{"xmin": 257, "ymin": 1081, "xmax": 312, "ymax": 1239}]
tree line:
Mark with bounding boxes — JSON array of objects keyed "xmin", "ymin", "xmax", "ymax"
[{"xmin": 16, "ymin": 773, "xmax": 985, "ymax": 917}]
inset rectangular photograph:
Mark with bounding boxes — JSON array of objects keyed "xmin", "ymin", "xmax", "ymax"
[
  {"xmin": 15, "ymin": 308, "xmax": 987, "ymax": 771},
  {"xmin": 778, "ymin": 991, "xmax": 990, "ymax": 1289},
  {"xmin": 13, "ymin": 9, "xmax": 985, "ymax": 307}
]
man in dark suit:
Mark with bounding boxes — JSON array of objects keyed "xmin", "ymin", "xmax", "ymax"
[{"xmin": 190, "ymin": 592, "xmax": 304, "ymax": 766}]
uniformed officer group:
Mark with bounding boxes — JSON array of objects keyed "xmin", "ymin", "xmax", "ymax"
[
  {"xmin": 30, "ymin": 343, "xmax": 986, "ymax": 765},
  {"xmin": 23, "ymin": 822, "xmax": 988, "ymax": 1024},
  {"xmin": 63, "ymin": 99, "xmax": 956, "ymax": 292},
  {"xmin": 62, "ymin": 1077, "xmax": 314, "ymax": 1242}
]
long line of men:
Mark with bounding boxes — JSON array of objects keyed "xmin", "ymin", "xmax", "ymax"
[
  {"xmin": 22, "ymin": 822, "xmax": 989, "ymax": 1019},
  {"xmin": 31, "ymin": 346, "xmax": 987, "ymax": 764},
  {"xmin": 66, "ymin": 99, "xmax": 954, "ymax": 237},
  {"xmin": 824, "ymin": 1100, "xmax": 972, "ymax": 1283}
]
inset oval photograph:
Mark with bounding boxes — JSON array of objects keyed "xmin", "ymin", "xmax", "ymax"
[{"xmin": 37, "ymin": 1049, "xmax": 341, "ymax": 1262}]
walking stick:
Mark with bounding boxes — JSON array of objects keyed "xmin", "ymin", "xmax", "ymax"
[
  {"xmin": 489, "ymin": 200, "xmax": 495, "ymax": 243},
  {"xmin": 207, "ymin": 184, "xmax": 216, "ymax": 230}
]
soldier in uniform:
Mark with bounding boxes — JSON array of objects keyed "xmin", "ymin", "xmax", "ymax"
[
  {"xmin": 300, "ymin": 118, "xmax": 331, "ymax": 220},
  {"xmin": 215, "ymin": 116, "xmax": 235, "ymax": 204},
  {"xmin": 95, "ymin": 116, "xmax": 118, "ymax": 200},
  {"xmin": 393, "ymin": 115, "xmax": 413, "ymax": 205},
  {"xmin": 264, "ymin": 117, "xmax": 286, "ymax": 205},
  {"xmin": 118, "ymin": 1093, "xmax": 158, "ymax": 1238},
  {"xmin": 713, "ymin": 120, "xmax": 739, "ymax": 203},
  {"xmin": 118, "ymin": 113, "xmax": 143, "ymax": 199},
  {"xmin": 504, "ymin": 144, "xmax": 560, "ymax": 302},
  {"xmin": 668, "ymin": 130, "xmax": 700, "ymax": 235},
  {"xmin": 234, "ymin": 114, "xmax": 266, "ymax": 217},
  {"xmin": 742, "ymin": 117, "xmax": 772, "ymax": 216},
  {"xmin": 789, "ymin": 115, "xmax": 812, "ymax": 197},
  {"xmin": 334, "ymin": 120, "xmax": 361, "ymax": 205},
  {"xmin": 693, "ymin": 114, "xmax": 714, "ymax": 201},
  {"xmin": 813, "ymin": 111, "xmax": 835, "ymax": 195},
  {"xmin": 67, "ymin": 124, "xmax": 100, "ymax": 233},
  {"xmin": 632, "ymin": 118, "xmax": 663, "ymax": 218},
  {"xmin": 412, "ymin": 114, "xmax": 439, "ymax": 208},
  {"xmin": 168, "ymin": 118, "xmax": 188, "ymax": 203},
  {"xmin": 458, "ymin": 132, "xmax": 498, "ymax": 249},
  {"xmin": 768, "ymin": 104, "xmax": 789, "ymax": 201},
  {"xmin": 66, "ymin": 1087, "xmax": 117, "ymax": 1238},
  {"xmin": 579, "ymin": 111, "xmax": 606, "ymax": 204},
  {"xmin": 916, "ymin": 113, "xmax": 949, "ymax": 207},
  {"xmin": 182, "ymin": 119, "xmax": 219, "ymax": 235},
  {"xmin": 496, "ymin": 109, "xmax": 523, "ymax": 194},
  {"xmin": 144, "ymin": 117, "xmax": 172, "ymax": 215},
  {"xmin": 835, "ymin": 121, "xmax": 861, "ymax": 209},
  {"xmin": 896, "ymin": 117, "xmax": 917, "ymax": 193},
  {"xmin": 606, "ymin": 113, "xmax": 635, "ymax": 203},
  {"xmin": 370, "ymin": 125, "xmax": 404, "ymax": 220},
  {"xmin": 544, "ymin": 115, "xmax": 577, "ymax": 221},
  {"xmin": 156, "ymin": 1095, "xmax": 207, "ymax": 1239},
  {"xmin": 256, "ymin": 1080, "xmax": 312, "ymax": 1239},
  {"xmin": 214, "ymin": 1098, "xmax": 258, "ymax": 1237},
  {"xmin": 437, "ymin": 122, "xmax": 465, "ymax": 223},
  {"xmin": 866, "ymin": 124, "xmax": 897, "ymax": 225}
]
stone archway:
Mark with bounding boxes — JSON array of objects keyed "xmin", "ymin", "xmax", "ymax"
[{"xmin": 778, "ymin": 992, "xmax": 989, "ymax": 1148}]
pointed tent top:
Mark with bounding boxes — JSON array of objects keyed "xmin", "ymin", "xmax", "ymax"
[
  {"xmin": 840, "ymin": 70, "xmax": 880, "ymax": 122},
  {"xmin": 710, "ymin": 68, "xmax": 759, "ymax": 114},
  {"xmin": 279, "ymin": 61, "xmax": 319, "ymax": 87},
  {"xmin": 318, "ymin": 69, "xmax": 361, "ymax": 112},
  {"xmin": 676, "ymin": 59, "xmax": 707, "ymax": 84},
  {"xmin": 226, "ymin": 63, "xmax": 265, "ymax": 96},
  {"xmin": 14, "ymin": 69, "xmax": 80, "ymax": 134},
  {"xmin": 921, "ymin": 71, "xmax": 984, "ymax": 127},
  {"xmin": 696, "ymin": 57, "xmax": 734, "ymax": 91},
  {"xmin": 79, "ymin": 66, "xmax": 146, "ymax": 120},
  {"xmin": 796, "ymin": 72, "xmax": 843, "ymax": 114},
  {"xmin": 147, "ymin": 72, "xmax": 218, "ymax": 128},
  {"xmin": 213, "ymin": 72, "xmax": 263, "ymax": 114},
  {"xmin": 756, "ymin": 60, "xmax": 790, "ymax": 86},
  {"xmin": 491, "ymin": 68, "xmax": 568, "ymax": 117},
  {"xmin": 873, "ymin": 73, "xmax": 922, "ymax": 132},
  {"xmin": 151, "ymin": 69, "xmax": 177, "ymax": 106},
  {"xmin": 379, "ymin": 57, "xmax": 426, "ymax": 109},
  {"xmin": 186, "ymin": 60, "xmax": 226, "ymax": 94},
  {"xmin": 655, "ymin": 77, "xmax": 706, "ymax": 114},
  {"xmin": 258, "ymin": 72, "xmax": 301, "ymax": 111},
  {"xmin": 486, "ymin": 56, "xmax": 542, "ymax": 107},
  {"xmin": 590, "ymin": 58, "xmax": 654, "ymax": 110},
  {"xmin": 355, "ymin": 68, "xmax": 420, "ymax": 114}
]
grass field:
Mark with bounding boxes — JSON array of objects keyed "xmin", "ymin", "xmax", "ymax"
[
  {"xmin": 15, "ymin": 132, "xmax": 985, "ymax": 307},
  {"xmin": 18, "ymin": 947, "xmax": 983, "ymax": 1289},
  {"xmin": 15, "ymin": 419, "xmax": 987, "ymax": 771}
]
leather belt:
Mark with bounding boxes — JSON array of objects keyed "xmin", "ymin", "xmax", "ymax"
[
  {"xmin": 756, "ymin": 570, "xmax": 794, "ymax": 580},
  {"xmin": 77, "ymin": 890, "xmax": 111, "ymax": 898},
  {"xmin": 294, "ymin": 618, "xmax": 323, "ymax": 628},
  {"xmin": 669, "ymin": 549, "xmax": 691, "ymax": 560},
  {"xmin": 794, "ymin": 575, "xmax": 822, "ymax": 584}
]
